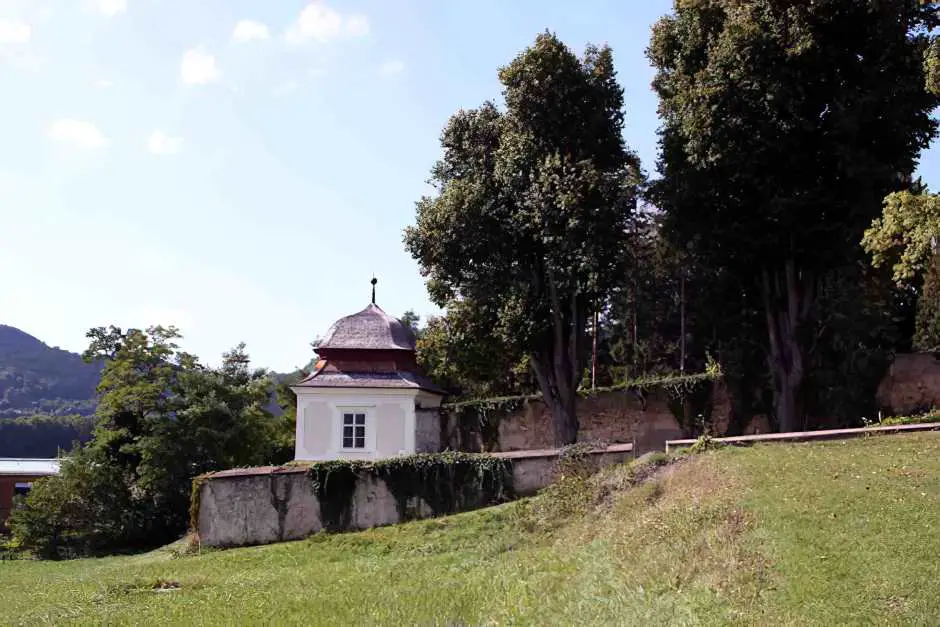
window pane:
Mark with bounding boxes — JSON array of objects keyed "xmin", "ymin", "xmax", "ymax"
[
  {"xmin": 355, "ymin": 413, "xmax": 365, "ymax": 425},
  {"xmin": 354, "ymin": 436, "xmax": 365, "ymax": 448},
  {"xmin": 343, "ymin": 413, "xmax": 354, "ymax": 425},
  {"xmin": 355, "ymin": 426, "xmax": 365, "ymax": 438},
  {"xmin": 343, "ymin": 426, "xmax": 353, "ymax": 438},
  {"xmin": 343, "ymin": 436, "xmax": 353, "ymax": 448}
]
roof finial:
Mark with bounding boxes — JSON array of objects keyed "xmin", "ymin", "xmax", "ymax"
[{"xmin": 371, "ymin": 276, "xmax": 377, "ymax": 305}]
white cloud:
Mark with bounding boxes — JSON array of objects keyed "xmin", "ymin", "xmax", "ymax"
[
  {"xmin": 379, "ymin": 59, "xmax": 404, "ymax": 77},
  {"xmin": 0, "ymin": 18, "xmax": 30, "ymax": 44},
  {"xmin": 147, "ymin": 131, "xmax": 183, "ymax": 156},
  {"xmin": 10, "ymin": 51, "xmax": 44, "ymax": 71},
  {"xmin": 95, "ymin": 79, "xmax": 113, "ymax": 87},
  {"xmin": 91, "ymin": 0, "xmax": 126, "ymax": 17},
  {"xmin": 180, "ymin": 48, "xmax": 219, "ymax": 85},
  {"xmin": 285, "ymin": 3, "xmax": 369, "ymax": 43},
  {"xmin": 345, "ymin": 14, "xmax": 369, "ymax": 38},
  {"xmin": 46, "ymin": 119, "xmax": 108, "ymax": 149},
  {"xmin": 271, "ymin": 80, "xmax": 299, "ymax": 98},
  {"xmin": 232, "ymin": 19, "xmax": 269, "ymax": 43}
]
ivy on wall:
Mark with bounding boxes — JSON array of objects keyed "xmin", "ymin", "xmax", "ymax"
[
  {"xmin": 306, "ymin": 452, "xmax": 513, "ymax": 531},
  {"xmin": 444, "ymin": 369, "xmax": 723, "ymax": 449}
]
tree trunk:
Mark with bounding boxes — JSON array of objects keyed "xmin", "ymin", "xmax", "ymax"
[
  {"xmin": 591, "ymin": 309, "xmax": 598, "ymax": 390},
  {"xmin": 530, "ymin": 269, "xmax": 584, "ymax": 446},
  {"xmin": 679, "ymin": 269, "xmax": 687, "ymax": 374},
  {"xmin": 721, "ymin": 377, "xmax": 752, "ymax": 437},
  {"xmin": 631, "ymin": 278, "xmax": 638, "ymax": 363},
  {"xmin": 531, "ymin": 352, "xmax": 580, "ymax": 446},
  {"xmin": 762, "ymin": 259, "xmax": 812, "ymax": 433}
]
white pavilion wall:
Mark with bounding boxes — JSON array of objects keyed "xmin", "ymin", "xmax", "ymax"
[{"xmin": 295, "ymin": 390, "xmax": 418, "ymax": 461}]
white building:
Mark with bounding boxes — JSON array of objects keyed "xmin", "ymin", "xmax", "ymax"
[{"xmin": 291, "ymin": 295, "xmax": 447, "ymax": 461}]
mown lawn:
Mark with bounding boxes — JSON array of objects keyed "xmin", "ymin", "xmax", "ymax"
[{"xmin": 1, "ymin": 432, "xmax": 938, "ymax": 625}]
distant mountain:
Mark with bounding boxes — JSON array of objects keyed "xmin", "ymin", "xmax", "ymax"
[{"xmin": 0, "ymin": 325, "xmax": 100, "ymax": 419}]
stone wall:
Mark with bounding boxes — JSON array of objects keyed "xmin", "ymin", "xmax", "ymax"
[
  {"xmin": 876, "ymin": 353, "xmax": 940, "ymax": 415},
  {"xmin": 414, "ymin": 408, "xmax": 442, "ymax": 453},
  {"xmin": 442, "ymin": 383, "xmax": 768, "ymax": 455},
  {"xmin": 495, "ymin": 391, "xmax": 696, "ymax": 455},
  {"xmin": 195, "ymin": 445, "xmax": 633, "ymax": 548}
]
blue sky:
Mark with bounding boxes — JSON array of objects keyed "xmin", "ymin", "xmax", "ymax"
[{"xmin": 1, "ymin": 0, "xmax": 938, "ymax": 372}]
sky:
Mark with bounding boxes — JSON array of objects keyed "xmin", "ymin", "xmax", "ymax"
[{"xmin": 1, "ymin": 0, "xmax": 938, "ymax": 373}]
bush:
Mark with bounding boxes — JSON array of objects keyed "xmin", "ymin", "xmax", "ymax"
[
  {"xmin": 878, "ymin": 413, "xmax": 940, "ymax": 426},
  {"xmin": 8, "ymin": 447, "xmax": 141, "ymax": 559}
]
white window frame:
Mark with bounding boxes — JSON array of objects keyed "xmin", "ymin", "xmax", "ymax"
[{"xmin": 336, "ymin": 406, "xmax": 374, "ymax": 453}]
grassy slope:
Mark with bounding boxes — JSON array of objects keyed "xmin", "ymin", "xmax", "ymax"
[{"xmin": 1, "ymin": 432, "xmax": 939, "ymax": 626}]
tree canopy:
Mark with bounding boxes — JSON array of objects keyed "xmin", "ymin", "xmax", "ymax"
[
  {"xmin": 649, "ymin": 0, "xmax": 939, "ymax": 431},
  {"xmin": 405, "ymin": 32, "xmax": 641, "ymax": 444},
  {"xmin": 863, "ymin": 186, "xmax": 940, "ymax": 287},
  {"xmin": 10, "ymin": 327, "xmax": 284, "ymax": 557}
]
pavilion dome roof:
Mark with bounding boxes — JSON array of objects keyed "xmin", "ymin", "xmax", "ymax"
[{"xmin": 317, "ymin": 303, "xmax": 416, "ymax": 352}]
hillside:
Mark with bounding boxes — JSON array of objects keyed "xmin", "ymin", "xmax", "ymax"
[
  {"xmin": 2, "ymin": 432, "xmax": 938, "ymax": 624},
  {"xmin": 0, "ymin": 325, "xmax": 99, "ymax": 419}
]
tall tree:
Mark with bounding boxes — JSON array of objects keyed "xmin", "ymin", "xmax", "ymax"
[
  {"xmin": 649, "ymin": 0, "xmax": 939, "ymax": 431},
  {"xmin": 405, "ymin": 33, "xmax": 641, "ymax": 444},
  {"xmin": 12, "ymin": 327, "xmax": 280, "ymax": 556}
]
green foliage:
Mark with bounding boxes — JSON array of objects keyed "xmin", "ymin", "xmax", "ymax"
[
  {"xmin": 306, "ymin": 452, "xmax": 514, "ymax": 530},
  {"xmin": 802, "ymin": 265, "xmax": 903, "ymax": 428},
  {"xmin": 416, "ymin": 300, "xmax": 534, "ymax": 400},
  {"xmin": 398, "ymin": 310, "xmax": 421, "ymax": 337},
  {"xmin": 11, "ymin": 327, "xmax": 283, "ymax": 557},
  {"xmin": 8, "ymin": 446, "xmax": 138, "ymax": 559},
  {"xmin": 877, "ymin": 412, "xmax": 940, "ymax": 426},
  {"xmin": 649, "ymin": 0, "xmax": 939, "ymax": 432},
  {"xmin": 405, "ymin": 32, "xmax": 642, "ymax": 445},
  {"xmin": 552, "ymin": 440, "xmax": 608, "ymax": 481},
  {"xmin": 269, "ymin": 372, "xmax": 303, "ymax": 464},
  {"xmin": 689, "ymin": 434, "xmax": 725, "ymax": 454},
  {"xmin": 927, "ymin": 37, "xmax": 940, "ymax": 97},
  {"xmin": 863, "ymin": 188, "xmax": 940, "ymax": 287},
  {"xmin": 188, "ymin": 473, "xmax": 212, "ymax": 534},
  {"xmin": 600, "ymin": 211, "xmax": 688, "ymax": 382},
  {"xmin": 0, "ymin": 325, "xmax": 99, "ymax": 418},
  {"xmin": 0, "ymin": 414, "xmax": 95, "ymax": 457},
  {"xmin": 914, "ymin": 252, "xmax": 940, "ymax": 352}
]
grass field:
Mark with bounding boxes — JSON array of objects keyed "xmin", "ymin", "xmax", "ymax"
[{"xmin": 2, "ymin": 432, "xmax": 939, "ymax": 625}]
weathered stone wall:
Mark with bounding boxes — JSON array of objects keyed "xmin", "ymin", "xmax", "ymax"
[
  {"xmin": 876, "ymin": 353, "xmax": 940, "ymax": 415},
  {"xmin": 196, "ymin": 445, "xmax": 633, "ymax": 548},
  {"xmin": 196, "ymin": 468, "xmax": 321, "ymax": 547},
  {"xmin": 414, "ymin": 408, "xmax": 442, "ymax": 453},
  {"xmin": 496, "ymin": 391, "xmax": 696, "ymax": 455},
  {"xmin": 441, "ymin": 383, "xmax": 767, "ymax": 455}
]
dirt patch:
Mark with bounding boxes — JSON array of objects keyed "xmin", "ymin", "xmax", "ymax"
[
  {"xmin": 99, "ymin": 578, "xmax": 191, "ymax": 601},
  {"xmin": 591, "ymin": 453, "xmax": 687, "ymax": 511}
]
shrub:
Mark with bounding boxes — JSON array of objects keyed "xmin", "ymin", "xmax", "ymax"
[
  {"xmin": 878, "ymin": 413, "xmax": 940, "ymax": 426},
  {"xmin": 8, "ymin": 447, "xmax": 141, "ymax": 559},
  {"xmin": 690, "ymin": 434, "xmax": 725, "ymax": 454}
]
